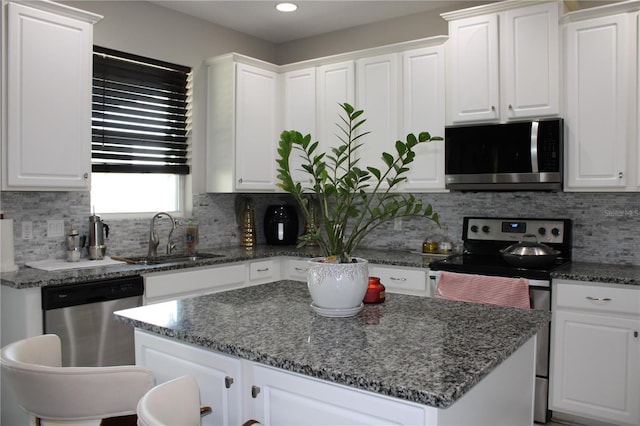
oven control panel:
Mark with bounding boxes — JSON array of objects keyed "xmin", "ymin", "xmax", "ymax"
[{"xmin": 465, "ymin": 217, "xmax": 568, "ymax": 244}]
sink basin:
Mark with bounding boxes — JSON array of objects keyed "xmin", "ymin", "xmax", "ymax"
[{"xmin": 114, "ymin": 253, "xmax": 224, "ymax": 265}]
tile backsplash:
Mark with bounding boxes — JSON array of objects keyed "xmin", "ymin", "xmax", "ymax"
[{"xmin": 1, "ymin": 190, "xmax": 639, "ymax": 266}]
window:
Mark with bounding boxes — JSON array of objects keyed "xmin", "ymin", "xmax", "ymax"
[{"xmin": 91, "ymin": 46, "xmax": 191, "ymax": 214}]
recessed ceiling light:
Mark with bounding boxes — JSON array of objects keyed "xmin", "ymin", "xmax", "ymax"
[{"xmin": 276, "ymin": 2, "xmax": 298, "ymax": 13}]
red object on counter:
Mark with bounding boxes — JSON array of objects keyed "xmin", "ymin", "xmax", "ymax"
[{"xmin": 363, "ymin": 276, "xmax": 386, "ymax": 304}]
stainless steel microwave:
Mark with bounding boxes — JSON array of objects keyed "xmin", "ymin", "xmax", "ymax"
[{"xmin": 444, "ymin": 118, "xmax": 563, "ymax": 191}]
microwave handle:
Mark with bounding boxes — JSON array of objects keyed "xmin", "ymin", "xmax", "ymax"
[{"xmin": 530, "ymin": 121, "xmax": 539, "ymax": 173}]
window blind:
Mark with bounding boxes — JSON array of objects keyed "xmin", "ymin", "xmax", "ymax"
[{"xmin": 92, "ymin": 46, "xmax": 191, "ymax": 174}]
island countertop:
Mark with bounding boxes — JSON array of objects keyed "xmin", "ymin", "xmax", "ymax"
[{"xmin": 115, "ymin": 280, "xmax": 550, "ymax": 409}]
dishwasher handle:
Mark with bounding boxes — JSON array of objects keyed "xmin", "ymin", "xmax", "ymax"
[{"xmin": 42, "ymin": 276, "xmax": 144, "ymax": 310}]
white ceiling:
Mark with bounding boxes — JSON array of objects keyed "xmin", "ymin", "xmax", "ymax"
[{"xmin": 148, "ymin": 1, "xmax": 497, "ymax": 44}]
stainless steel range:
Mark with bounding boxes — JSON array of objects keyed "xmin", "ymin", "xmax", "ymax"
[{"xmin": 429, "ymin": 216, "xmax": 572, "ymax": 424}]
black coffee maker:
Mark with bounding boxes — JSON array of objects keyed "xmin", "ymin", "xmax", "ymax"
[{"xmin": 264, "ymin": 205, "xmax": 299, "ymax": 245}]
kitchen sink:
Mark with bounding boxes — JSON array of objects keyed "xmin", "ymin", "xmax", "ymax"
[{"xmin": 113, "ymin": 252, "xmax": 224, "ymax": 265}]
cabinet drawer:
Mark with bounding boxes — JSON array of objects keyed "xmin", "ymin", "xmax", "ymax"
[
  {"xmin": 284, "ymin": 257, "xmax": 309, "ymax": 281},
  {"xmin": 369, "ymin": 265, "xmax": 428, "ymax": 297},
  {"xmin": 144, "ymin": 263, "xmax": 246, "ymax": 303},
  {"xmin": 249, "ymin": 259, "xmax": 277, "ymax": 282},
  {"xmin": 554, "ymin": 280, "xmax": 640, "ymax": 315}
]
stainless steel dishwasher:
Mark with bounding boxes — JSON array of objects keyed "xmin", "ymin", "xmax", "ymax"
[{"xmin": 42, "ymin": 276, "xmax": 144, "ymax": 367}]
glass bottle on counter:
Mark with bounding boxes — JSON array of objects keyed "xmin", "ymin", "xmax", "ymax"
[{"xmin": 363, "ymin": 277, "xmax": 386, "ymax": 304}]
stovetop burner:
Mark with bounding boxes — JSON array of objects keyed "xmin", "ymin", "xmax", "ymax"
[{"xmin": 430, "ymin": 216, "xmax": 572, "ymax": 281}]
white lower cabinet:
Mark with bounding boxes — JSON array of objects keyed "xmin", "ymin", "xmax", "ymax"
[
  {"xmin": 135, "ymin": 330, "xmax": 243, "ymax": 426},
  {"xmin": 283, "ymin": 257, "xmax": 310, "ymax": 281},
  {"xmin": 248, "ymin": 259, "xmax": 279, "ymax": 286},
  {"xmin": 370, "ymin": 264, "xmax": 430, "ymax": 296},
  {"xmin": 248, "ymin": 363, "xmax": 426, "ymax": 425},
  {"xmin": 133, "ymin": 328, "xmax": 538, "ymax": 426},
  {"xmin": 550, "ymin": 280, "xmax": 640, "ymax": 425},
  {"xmin": 143, "ymin": 263, "xmax": 247, "ymax": 304},
  {"xmin": 143, "ymin": 258, "xmax": 283, "ymax": 305}
]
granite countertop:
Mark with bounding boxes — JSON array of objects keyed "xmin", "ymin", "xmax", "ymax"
[
  {"xmin": 114, "ymin": 280, "xmax": 550, "ymax": 409},
  {"xmin": 550, "ymin": 261, "xmax": 640, "ymax": 286},
  {"xmin": 0, "ymin": 246, "xmax": 442, "ymax": 289},
  {"xmin": 2, "ymin": 245, "xmax": 639, "ymax": 289}
]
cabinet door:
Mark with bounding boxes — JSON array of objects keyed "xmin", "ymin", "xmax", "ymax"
[
  {"xmin": 550, "ymin": 310, "xmax": 639, "ymax": 425},
  {"xmin": 249, "ymin": 363, "xmax": 427, "ymax": 425},
  {"xmin": 448, "ymin": 13, "xmax": 500, "ymax": 123},
  {"xmin": 283, "ymin": 257, "xmax": 309, "ymax": 281},
  {"xmin": 235, "ymin": 63, "xmax": 279, "ymax": 191},
  {"xmin": 316, "ymin": 61, "xmax": 355, "ymax": 154},
  {"xmin": 135, "ymin": 331, "xmax": 243, "ymax": 426},
  {"xmin": 248, "ymin": 259, "xmax": 280, "ymax": 286},
  {"xmin": 356, "ymin": 54, "xmax": 399, "ymax": 178},
  {"xmin": 503, "ymin": 2, "xmax": 559, "ymax": 119},
  {"xmin": 401, "ymin": 45, "xmax": 446, "ymax": 191},
  {"xmin": 283, "ymin": 68, "xmax": 316, "ymax": 185},
  {"xmin": 144, "ymin": 263, "xmax": 246, "ymax": 304},
  {"xmin": 564, "ymin": 13, "xmax": 632, "ymax": 190},
  {"xmin": 6, "ymin": 3, "xmax": 92, "ymax": 190},
  {"xmin": 369, "ymin": 265, "xmax": 429, "ymax": 297}
]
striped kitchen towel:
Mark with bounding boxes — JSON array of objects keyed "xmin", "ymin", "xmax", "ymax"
[{"xmin": 435, "ymin": 271, "xmax": 531, "ymax": 309}]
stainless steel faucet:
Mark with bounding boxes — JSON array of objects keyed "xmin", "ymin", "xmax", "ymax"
[{"xmin": 148, "ymin": 212, "xmax": 178, "ymax": 258}]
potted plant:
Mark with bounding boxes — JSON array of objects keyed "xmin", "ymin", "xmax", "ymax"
[{"xmin": 276, "ymin": 103, "xmax": 441, "ymax": 316}]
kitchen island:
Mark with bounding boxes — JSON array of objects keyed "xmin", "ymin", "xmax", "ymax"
[{"xmin": 115, "ymin": 279, "xmax": 550, "ymax": 426}]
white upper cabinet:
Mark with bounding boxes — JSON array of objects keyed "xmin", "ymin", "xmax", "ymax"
[
  {"xmin": 206, "ymin": 55, "xmax": 280, "ymax": 192},
  {"xmin": 447, "ymin": 13, "xmax": 500, "ymax": 123},
  {"xmin": 563, "ymin": 3, "xmax": 639, "ymax": 191},
  {"xmin": 401, "ymin": 45, "xmax": 446, "ymax": 192},
  {"xmin": 4, "ymin": 2, "xmax": 101, "ymax": 191},
  {"xmin": 356, "ymin": 53, "xmax": 400, "ymax": 179},
  {"xmin": 283, "ymin": 67, "xmax": 316, "ymax": 185},
  {"xmin": 444, "ymin": 1, "xmax": 560, "ymax": 124},
  {"xmin": 316, "ymin": 60, "xmax": 355, "ymax": 155}
]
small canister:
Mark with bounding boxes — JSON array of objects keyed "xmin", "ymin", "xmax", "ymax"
[
  {"xmin": 422, "ymin": 239, "xmax": 438, "ymax": 253},
  {"xmin": 363, "ymin": 277, "xmax": 386, "ymax": 304}
]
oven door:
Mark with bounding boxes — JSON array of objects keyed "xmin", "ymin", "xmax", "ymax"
[{"xmin": 428, "ymin": 270, "xmax": 551, "ymax": 423}]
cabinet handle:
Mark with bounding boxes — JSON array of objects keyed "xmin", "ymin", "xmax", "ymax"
[
  {"xmin": 491, "ymin": 105, "xmax": 496, "ymax": 112},
  {"xmin": 634, "ymin": 331, "xmax": 638, "ymax": 338},
  {"xmin": 390, "ymin": 277, "xmax": 407, "ymax": 281},
  {"xmin": 257, "ymin": 268, "xmax": 269, "ymax": 272},
  {"xmin": 225, "ymin": 376, "xmax": 234, "ymax": 389},
  {"xmin": 294, "ymin": 267, "xmax": 308, "ymax": 272},
  {"xmin": 586, "ymin": 296, "xmax": 612, "ymax": 302},
  {"xmin": 619, "ymin": 172, "xmax": 624, "ymax": 179},
  {"xmin": 251, "ymin": 385, "xmax": 261, "ymax": 398}
]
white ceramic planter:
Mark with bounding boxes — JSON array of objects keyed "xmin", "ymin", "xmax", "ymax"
[{"xmin": 307, "ymin": 257, "xmax": 369, "ymax": 317}]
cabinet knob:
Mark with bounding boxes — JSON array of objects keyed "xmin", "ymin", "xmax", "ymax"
[
  {"xmin": 508, "ymin": 104, "xmax": 513, "ymax": 111},
  {"xmin": 225, "ymin": 376, "xmax": 234, "ymax": 389},
  {"xmin": 238, "ymin": 178, "xmax": 243, "ymax": 184},
  {"xmin": 491, "ymin": 106, "xmax": 496, "ymax": 112},
  {"xmin": 251, "ymin": 385, "xmax": 261, "ymax": 398},
  {"xmin": 83, "ymin": 173, "xmax": 89, "ymax": 179},
  {"xmin": 619, "ymin": 172, "xmax": 624, "ymax": 179}
]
